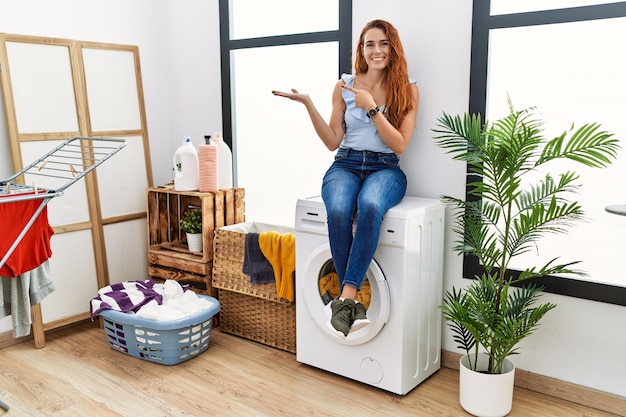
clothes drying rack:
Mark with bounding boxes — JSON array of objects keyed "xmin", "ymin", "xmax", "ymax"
[{"xmin": 0, "ymin": 137, "xmax": 126, "ymax": 412}]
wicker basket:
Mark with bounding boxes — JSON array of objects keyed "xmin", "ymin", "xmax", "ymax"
[{"xmin": 212, "ymin": 222, "xmax": 296, "ymax": 353}]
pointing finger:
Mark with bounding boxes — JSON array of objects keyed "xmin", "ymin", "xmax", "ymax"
[{"xmin": 341, "ymin": 85, "xmax": 357, "ymax": 93}]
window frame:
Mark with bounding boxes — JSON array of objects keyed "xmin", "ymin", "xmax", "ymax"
[
  {"xmin": 469, "ymin": 0, "xmax": 626, "ymax": 306},
  {"xmin": 218, "ymin": 0, "xmax": 352, "ymax": 152}
]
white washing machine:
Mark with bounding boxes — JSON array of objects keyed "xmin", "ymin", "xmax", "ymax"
[{"xmin": 295, "ymin": 195, "xmax": 445, "ymax": 395}]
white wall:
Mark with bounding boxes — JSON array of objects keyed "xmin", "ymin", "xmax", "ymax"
[
  {"xmin": 161, "ymin": 0, "xmax": 223, "ymax": 168},
  {"xmin": 0, "ymin": 0, "xmax": 624, "ymax": 399}
]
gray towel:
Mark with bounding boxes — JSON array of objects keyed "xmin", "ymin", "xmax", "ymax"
[
  {"xmin": 242, "ymin": 232, "xmax": 275, "ymax": 284},
  {"xmin": 0, "ymin": 260, "xmax": 55, "ymax": 338}
]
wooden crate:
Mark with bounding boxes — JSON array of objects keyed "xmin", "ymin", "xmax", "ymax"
[{"xmin": 147, "ymin": 185, "xmax": 245, "ymax": 295}]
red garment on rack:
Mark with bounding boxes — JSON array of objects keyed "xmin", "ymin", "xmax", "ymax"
[{"xmin": 0, "ymin": 197, "xmax": 54, "ymax": 278}]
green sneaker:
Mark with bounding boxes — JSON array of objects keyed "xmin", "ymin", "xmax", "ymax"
[
  {"xmin": 325, "ymin": 297, "xmax": 355, "ymax": 337},
  {"xmin": 350, "ymin": 301, "xmax": 370, "ymax": 333}
]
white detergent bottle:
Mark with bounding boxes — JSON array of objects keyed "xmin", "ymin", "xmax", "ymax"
[
  {"xmin": 213, "ymin": 132, "xmax": 233, "ymax": 189},
  {"xmin": 173, "ymin": 136, "xmax": 199, "ymax": 191}
]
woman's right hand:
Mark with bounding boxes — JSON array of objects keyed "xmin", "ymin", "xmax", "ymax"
[{"xmin": 272, "ymin": 88, "xmax": 310, "ymax": 105}]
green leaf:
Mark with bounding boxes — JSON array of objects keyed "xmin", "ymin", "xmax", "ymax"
[{"xmin": 538, "ymin": 123, "xmax": 620, "ymax": 168}]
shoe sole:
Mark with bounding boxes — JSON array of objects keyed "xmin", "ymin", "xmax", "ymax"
[{"xmin": 349, "ymin": 318, "xmax": 370, "ymax": 333}]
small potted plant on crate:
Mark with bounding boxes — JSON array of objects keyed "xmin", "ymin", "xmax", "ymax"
[
  {"xmin": 180, "ymin": 210, "xmax": 203, "ymax": 252},
  {"xmin": 433, "ymin": 98, "xmax": 619, "ymax": 417}
]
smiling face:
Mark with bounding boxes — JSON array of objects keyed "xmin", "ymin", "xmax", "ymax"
[
  {"xmin": 362, "ymin": 28, "xmax": 390, "ymax": 71},
  {"xmin": 353, "ymin": 19, "xmax": 407, "ymax": 80}
]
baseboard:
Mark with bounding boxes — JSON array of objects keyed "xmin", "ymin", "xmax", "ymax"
[
  {"xmin": 0, "ymin": 312, "xmax": 91, "ymax": 349},
  {"xmin": 0, "ymin": 332, "xmax": 32, "ymax": 349},
  {"xmin": 441, "ymin": 350, "xmax": 625, "ymax": 416}
]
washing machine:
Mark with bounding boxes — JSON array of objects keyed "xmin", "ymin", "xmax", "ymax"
[{"xmin": 295, "ymin": 195, "xmax": 445, "ymax": 395}]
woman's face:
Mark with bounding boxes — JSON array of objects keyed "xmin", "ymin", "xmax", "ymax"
[{"xmin": 362, "ymin": 28, "xmax": 390, "ymax": 71}]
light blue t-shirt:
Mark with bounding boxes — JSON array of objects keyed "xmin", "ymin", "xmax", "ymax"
[{"xmin": 339, "ymin": 73, "xmax": 416, "ymax": 153}]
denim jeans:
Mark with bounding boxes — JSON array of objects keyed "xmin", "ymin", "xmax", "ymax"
[{"xmin": 321, "ymin": 147, "xmax": 407, "ymax": 291}]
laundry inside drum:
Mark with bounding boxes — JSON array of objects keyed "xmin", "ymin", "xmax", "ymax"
[{"xmin": 317, "ymin": 258, "xmax": 371, "ymax": 309}]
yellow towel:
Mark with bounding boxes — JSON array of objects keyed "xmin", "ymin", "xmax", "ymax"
[
  {"xmin": 259, "ymin": 231, "xmax": 296, "ymax": 302},
  {"xmin": 319, "ymin": 272, "xmax": 340, "ymax": 298},
  {"xmin": 359, "ymin": 280, "xmax": 371, "ymax": 309}
]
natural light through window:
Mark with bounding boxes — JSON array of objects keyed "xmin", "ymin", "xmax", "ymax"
[
  {"xmin": 228, "ymin": 0, "xmax": 341, "ymax": 227},
  {"xmin": 491, "ymin": 0, "xmax": 621, "ymax": 15},
  {"xmin": 230, "ymin": 0, "xmax": 339, "ymax": 39},
  {"xmin": 231, "ymin": 44, "xmax": 337, "ymax": 227},
  {"xmin": 486, "ymin": 17, "xmax": 626, "ymax": 287}
]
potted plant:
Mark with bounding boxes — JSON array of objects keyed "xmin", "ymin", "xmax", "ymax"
[
  {"xmin": 180, "ymin": 210, "xmax": 203, "ymax": 252},
  {"xmin": 433, "ymin": 99, "xmax": 619, "ymax": 417}
]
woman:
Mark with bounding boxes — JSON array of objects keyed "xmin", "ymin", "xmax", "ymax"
[{"xmin": 272, "ymin": 19, "xmax": 419, "ymax": 337}]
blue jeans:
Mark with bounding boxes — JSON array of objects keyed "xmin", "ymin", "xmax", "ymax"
[{"xmin": 321, "ymin": 148, "xmax": 407, "ymax": 291}]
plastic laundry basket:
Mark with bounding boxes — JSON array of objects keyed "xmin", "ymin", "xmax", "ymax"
[{"xmin": 99, "ymin": 295, "xmax": 220, "ymax": 365}]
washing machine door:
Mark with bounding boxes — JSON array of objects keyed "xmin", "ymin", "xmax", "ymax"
[{"xmin": 301, "ymin": 243, "xmax": 390, "ymax": 345}]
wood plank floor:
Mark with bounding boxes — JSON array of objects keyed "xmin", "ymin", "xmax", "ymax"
[{"xmin": 0, "ymin": 321, "xmax": 620, "ymax": 417}]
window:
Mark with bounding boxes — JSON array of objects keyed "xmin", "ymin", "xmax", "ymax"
[
  {"xmin": 490, "ymin": 0, "xmax": 620, "ymax": 15},
  {"xmin": 229, "ymin": 0, "xmax": 339, "ymax": 39},
  {"xmin": 219, "ymin": 0, "xmax": 352, "ymax": 227},
  {"xmin": 470, "ymin": 1, "xmax": 626, "ymax": 305}
]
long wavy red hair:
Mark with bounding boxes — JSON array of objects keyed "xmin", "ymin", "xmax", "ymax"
[{"xmin": 353, "ymin": 20, "xmax": 412, "ymax": 129}]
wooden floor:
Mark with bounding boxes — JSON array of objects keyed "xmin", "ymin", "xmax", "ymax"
[{"xmin": 0, "ymin": 321, "xmax": 619, "ymax": 417}]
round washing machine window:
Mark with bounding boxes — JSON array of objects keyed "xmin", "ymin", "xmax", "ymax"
[{"xmin": 301, "ymin": 244, "xmax": 390, "ymax": 346}]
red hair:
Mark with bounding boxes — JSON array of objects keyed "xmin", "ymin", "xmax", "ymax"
[{"xmin": 354, "ymin": 20, "xmax": 412, "ymax": 129}]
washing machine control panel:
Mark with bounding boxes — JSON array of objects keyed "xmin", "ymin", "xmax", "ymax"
[
  {"xmin": 379, "ymin": 217, "xmax": 406, "ymax": 247},
  {"xmin": 295, "ymin": 201, "xmax": 327, "ymax": 235}
]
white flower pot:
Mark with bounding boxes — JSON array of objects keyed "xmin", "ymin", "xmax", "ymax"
[
  {"xmin": 459, "ymin": 353, "xmax": 515, "ymax": 417},
  {"xmin": 186, "ymin": 232, "xmax": 203, "ymax": 252}
]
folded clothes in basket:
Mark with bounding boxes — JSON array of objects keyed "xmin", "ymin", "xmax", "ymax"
[
  {"xmin": 258, "ymin": 231, "xmax": 296, "ymax": 303},
  {"xmin": 242, "ymin": 232, "xmax": 275, "ymax": 284},
  {"xmin": 90, "ymin": 279, "xmax": 215, "ymax": 321}
]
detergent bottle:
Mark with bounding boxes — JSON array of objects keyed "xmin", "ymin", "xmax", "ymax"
[
  {"xmin": 213, "ymin": 132, "xmax": 234, "ymax": 189},
  {"xmin": 173, "ymin": 136, "xmax": 199, "ymax": 191},
  {"xmin": 198, "ymin": 135, "xmax": 219, "ymax": 193}
]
